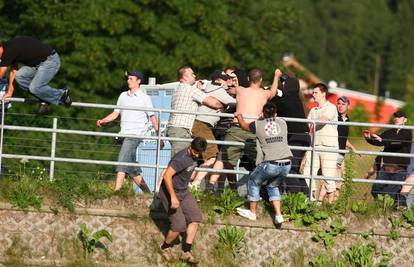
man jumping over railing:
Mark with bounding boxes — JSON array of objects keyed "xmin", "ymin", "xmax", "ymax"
[{"xmin": 0, "ymin": 36, "xmax": 72, "ymax": 114}]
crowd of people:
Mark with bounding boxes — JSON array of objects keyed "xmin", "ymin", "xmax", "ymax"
[
  {"xmin": 1, "ymin": 36, "xmax": 413, "ymax": 264},
  {"xmin": 95, "ymin": 66, "xmax": 412, "ymax": 264}
]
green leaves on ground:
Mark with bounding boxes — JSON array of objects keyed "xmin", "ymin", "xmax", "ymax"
[
  {"xmin": 312, "ymin": 220, "xmax": 346, "ymax": 249},
  {"xmin": 282, "ymin": 192, "xmax": 328, "ymax": 227},
  {"xmin": 213, "ymin": 188, "xmax": 244, "ymax": 217},
  {"xmin": 79, "ymin": 223, "xmax": 113, "ymax": 258}
]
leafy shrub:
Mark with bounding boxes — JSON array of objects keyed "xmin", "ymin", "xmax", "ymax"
[
  {"xmin": 213, "ymin": 226, "xmax": 246, "ymax": 266},
  {"xmin": 309, "ymin": 255, "xmax": 330, "ymax": 267},
  {"xmin": 216, "ymin": 226, "xmax": 245, "ymax": 257},
  {"xmin": 213, "ymin": 188, "xmax": 244, "ymax": 217},
  {"xmin": 282, "ymin": 193, "xmax": 328, "ymax": 227},
  {"xmin": 51, "ymin": 175, "xmax": 113, "ymax": 212},
  {"xmin": 78, "ymin": 223, "xmax": 113, "ymax": 258},
  {"xmin": 343, "ymin": 243, "xmax": 376, "ymax": 267},
  {"xmin": 375, "ymin": 194, "xmax": 394, "ymax": 214},
  {"xmin": 312, "ymin": 220, "xmax": 347, "ymax": 249},
  {"xmin": 351, "ymin": 201, "xmax": 369, "ymax": 214},
  {"xmin": 402, "ymin": 206, "xmax": 414, "ymax": 225},
  {"xmin": 7, "ymin": 175, "xmax": 43, "ymax": 210}
]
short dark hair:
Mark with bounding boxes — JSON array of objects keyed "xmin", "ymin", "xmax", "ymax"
[
  {"xmin": 263, "ymin": 102, "xmax": 277, "ymax": 118},
  {"xmin": 314, "ymin": 83, "xmax": 328, "ymax": 94},
  {"xmin": 224, "ymin": 66, "xmax": 237, "ymax": 73},
  {"xmin": 248, "ymin": 68, "xmax": 263, "ymax": 84},
  {"xmin": 191, "ymin": 137, "xmax": 207, "ymax": 152},
  {"xmin": 177, "ymin": 66, "xmax": 192, "ymax": 80}
]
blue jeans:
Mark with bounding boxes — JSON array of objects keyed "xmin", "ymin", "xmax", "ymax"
[
  {"xmin": 116, "ymin": 137, "xmax": 142, "ymax": 177},
  {"xmin": 248, "ymin": 161, "xmax": 291, "ymax": 202},
  {"xmin": 15, "ymin": 53, "xmax": 64, "ymax": 105}
]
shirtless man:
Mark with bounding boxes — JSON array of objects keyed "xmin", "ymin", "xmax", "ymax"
[{"xmin": 206, "ymin": 68, "xmax": 282, "ymax": 191}]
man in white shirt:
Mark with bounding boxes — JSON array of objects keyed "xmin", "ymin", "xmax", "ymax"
[
  {"xmin": 96, "ymin": 70, "xmax": 161, "ymax": 192},
  {"xmin": 303, "ymin": 83, "xmax": 338, "ymax": 203}
]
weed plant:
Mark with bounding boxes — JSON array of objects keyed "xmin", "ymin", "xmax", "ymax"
[
  {"xmin": 213, "ymin": 187, "xmax": 244, "ymax": 217},
  {"xmin": 5, "ymin": 175, "xmax": 43, "ymax": 210},
  {"xmin": 343, "ymin": 243, "xmax": 376, "ymax": 267},
  {"xmin": 331, "ymin": 154, "xmax": 356, "ymax": 214},
  {"xmin": 312, "ymin": 220, "xmax": 347, "ymax": 249},
  {"xmin": 261, "ymin": 255, "xmax": 282, "ymax": 267},
  {"xmin": 213, "ymin": 226, "xmax": 245, "ymax": 266},
  {"xmin": 78, "ymin": 223, "xmax": 113, "ymax": 258},
  {"xmin": 375, "ymin": 194, "xmax": 394, "ymax": 215},
  {"xmin": 309, "ymin": 254, "xmax": 331, "ymax": 267},
  {"xmin": 281, "ymin": 192, "xmax": 328, "ymax": 227},
  {"xmin": 290, "ymin": 246, "xmax": 305, "ymax": 267}
]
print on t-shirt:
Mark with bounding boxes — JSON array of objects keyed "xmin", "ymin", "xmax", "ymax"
[{"xmin": 264, "ymin": 118, "xmax": 283, "ymax": 144}]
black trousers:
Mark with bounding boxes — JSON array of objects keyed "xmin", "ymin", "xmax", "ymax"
[{"xmin": 284, "ymin": 136, "xmax": 310, "ymax": 195}]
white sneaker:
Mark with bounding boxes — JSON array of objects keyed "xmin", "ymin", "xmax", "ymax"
[
  {"xmin": 236, "ymin": 207, "xmax": 257, "ymax": 220},
  {"xmin": 275, "ymin": 215, "xmax": 284, "ymax": 224}
]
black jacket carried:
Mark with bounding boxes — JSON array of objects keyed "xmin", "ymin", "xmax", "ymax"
[{"xmin": 271, "ymin": 77, "xmax": 310, "ymax": 145}]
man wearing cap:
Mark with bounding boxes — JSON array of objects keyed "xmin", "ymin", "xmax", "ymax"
[
  {"xmin": 333, "ymin": 96, "xmax": 357, "ymax": 198},
  {"xmin": 190, "ymin": 70, "xmax": 236, "ymax": 189},
  {"xmin": 363, "ymin": 110, "xmax": 412, "ymax": 204},
  {"xmin": 0, "ymin": 36, "xmax": 71, "ymax": 114},
  {"xmin": 96, "ymin": 70, "xmax": 161, "ymax": 192},
  {"xmin": 166, "ymin": 66, "xmax": 223, "ymax": 157}
]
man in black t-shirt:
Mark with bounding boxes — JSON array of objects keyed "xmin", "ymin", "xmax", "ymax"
[
  {"xmin": 335, "ymin": 96, "xmax": 357, "ymax": 198},
  {"xmin": 0, "ymin": 36, "xmax": 71, "ymax": 114},
  {"xmin": 159, "ymin": 137, "xmax": 207, "ymax": 264}
]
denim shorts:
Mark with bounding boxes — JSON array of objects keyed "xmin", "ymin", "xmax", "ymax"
[
  {"xmin": 116, "ymin": 137, "xmax": 142, "ymax": 177},
  {"xmin": 248, "ymin": 161, "xmax": 291, "ymax": 202}
]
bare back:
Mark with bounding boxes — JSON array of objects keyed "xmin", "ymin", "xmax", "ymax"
[{"xmin": 235, "ymin": 86, "xmax": 272, "ymax": 123}]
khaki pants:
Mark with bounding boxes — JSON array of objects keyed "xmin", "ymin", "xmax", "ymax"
[{"xmin": 303, "ymin": 146, "xmax": 338, "ymax": 193}]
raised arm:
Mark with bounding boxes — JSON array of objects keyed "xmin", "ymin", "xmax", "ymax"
[{"xmin": 268, "ymin": 69, "xmax": 282, "ymax": 99}]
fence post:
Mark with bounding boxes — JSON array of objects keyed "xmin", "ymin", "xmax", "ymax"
[
  {"xmin": 309, "ymin": 120, "xmax": 316, "ymax": 200},
  {"xmin": 154, "ymin": 110, "xmax": 162, "ymax": 192},
  {"xmin": 49, "ymin": 118, "xmax": 58, "ymax": 181},
  {"xmin": 0, "ymin": 100, "xmax": 5, "ymax": 176}
]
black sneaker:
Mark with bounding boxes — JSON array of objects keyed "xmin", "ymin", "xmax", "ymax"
[
  {"xmin": 38, "ymin": 102, "xmax": 50, "ymax": 115},
  {"xmin": 60, "ymin": 87, "xmax": 72, "ymax": 107}
]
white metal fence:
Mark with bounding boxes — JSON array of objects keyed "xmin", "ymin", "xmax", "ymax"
[{"xmin": 1, "ymin": 97, "xmax": 414, "ymax": 197}]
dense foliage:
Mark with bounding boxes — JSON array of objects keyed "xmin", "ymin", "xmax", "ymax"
[
  {"xmin": 0, "ymin": 0, "xmax": 413, "ymax": 175},
  {"xmin": 1, "ymin": 0, "xmax": 413, "ymax": 101}
]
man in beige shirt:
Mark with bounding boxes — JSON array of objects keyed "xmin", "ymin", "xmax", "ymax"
[
  {"xmin": 303, "ymin": 83, "xmax": 338, "ymax": 203},
  {"xmin": 206, "ymin": 68, "xmax": 282, "ymax": 191}
]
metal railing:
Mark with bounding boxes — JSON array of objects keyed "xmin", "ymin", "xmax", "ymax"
[{"xmin": 1, "ymin": 97, "xmax": 414, "ymax": 196}]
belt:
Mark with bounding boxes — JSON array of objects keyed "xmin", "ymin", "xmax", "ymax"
[{"xmin": 267, "ymin": 160, "xmax": 291, "ymax": 166}]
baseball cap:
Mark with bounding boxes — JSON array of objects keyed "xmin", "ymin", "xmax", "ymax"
[
  {"xmin": 125, "ymin": 70, "xmax": 144, "ymax": 81},
  {"xmin": 393, "ymin": 110, "xmax": 407, "ymax": 118},
  {"xmin": 337, "ymin": 95, "xmax": 350, "ymax": 104},
  {"xmin": 210, "ymin": 70, "xmax": 230, "ymax": 81}
]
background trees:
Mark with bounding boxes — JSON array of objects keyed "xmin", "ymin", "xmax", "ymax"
[{"xmin": 1, "ymin": 0, "xmax": 413, "ymax": 102}]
